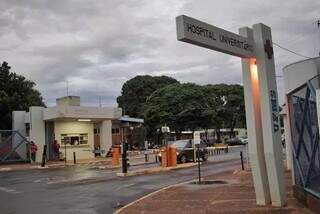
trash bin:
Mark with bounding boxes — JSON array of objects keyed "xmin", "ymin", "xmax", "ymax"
[
  {"xmin": 112, "ymin": 147, "xmax": 120, "ymax": 166},
  {"xmin": 168, "ymin": 147, "xmax": 177, "ymax": 167}
]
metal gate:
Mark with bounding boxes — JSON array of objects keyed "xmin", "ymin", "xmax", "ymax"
[
  {"xmin": 288, "ymin": 75, "xmax": 320, "ymax": 197},
  {"xmin": 0, "ymin": 130, "xmax": 31, "ymax": 164}
]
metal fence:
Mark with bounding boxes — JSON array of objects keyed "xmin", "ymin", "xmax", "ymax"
[
  {"xmin": 288, "ymin": 75, "xmax": 320, "ymax": 198},
  {"xmin": 0, "ymin": 130, "xmax": 31, "ymax": 164}
]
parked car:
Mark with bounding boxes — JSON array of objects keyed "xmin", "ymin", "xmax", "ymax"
[
  {"xmin": 225, "ymin": 137, "xmax": 243, "ymax": 146},
  {"xmin": 158, "ymin": 140, "xmax": 208, "ymax": 164},
  {"xmin": 240, "ymin": 137, "xmax": 248, "ymax": 145}
]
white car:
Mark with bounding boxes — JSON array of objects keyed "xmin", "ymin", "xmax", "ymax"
[{"xmin": 240, "ymin": 137, "xmax": 248, "ymax": 145}]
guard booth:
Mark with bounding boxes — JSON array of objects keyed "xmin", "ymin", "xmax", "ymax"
[{"xmin": 283, "ymin": 57, "xmax": 320, "ymax": 211}]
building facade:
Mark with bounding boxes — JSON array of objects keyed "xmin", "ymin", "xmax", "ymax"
[
  {"xmin": 12, "ymin": 96, "xmax": 143, "ymax": 163},
  {"xmin": 283, "ymin": 57, "xmax": 320, "ymax": 210}
]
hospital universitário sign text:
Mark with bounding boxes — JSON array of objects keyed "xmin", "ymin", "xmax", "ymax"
[{"xmin": 176, "ymin": 15, "xmax": 254, "ymax": 58}]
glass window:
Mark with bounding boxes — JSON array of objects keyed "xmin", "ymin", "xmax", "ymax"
[
  {"xmin": 61, "ymin": 133, "xmax": 88, "ymax": 146},
  {"xmin": 112, "ymin": 128, "xmax": 120, "ymax": 135},
  {"xmin": 94, "ymin": 128, "xmax": 100, "ymax": 134}
]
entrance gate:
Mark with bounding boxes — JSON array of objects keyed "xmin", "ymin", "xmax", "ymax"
[
  {"xmin": 288, "ymin": 75, "xmax": 320, "ymax": 197},
  {"xmin": 176, "ymin": 15, "xmax": 286, "ymax": 206},
  {"xmin": 0, "ymin": 130, "xmax": 31, "ymax": 163}
]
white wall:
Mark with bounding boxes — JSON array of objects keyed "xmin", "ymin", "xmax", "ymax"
[
  {"xmin": 54, "ymin": 121, "xmax": 94, "ymax": 161},
  {"xmin": 100, "ymin": 120, "xmax": 112, "ymax": 154},
  {"xmin": 12, "ymin": 111, "xmax": 27, "ymax": 159},
  {"xmin": 283, "ymin": 57, "xmax": 320, "ymax": 94},
  {"xmin": 43, "ymin": 105, "xmax": 122, "ymax": 121}
]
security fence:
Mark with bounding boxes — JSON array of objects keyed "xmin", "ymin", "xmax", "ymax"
[
  {"xmin": 288, "ymin": 75, "xmax": 320, "ymax": 198},
  {"xmin": 0, "ymin": 130, "xmax": 31, "ymax": 163}
]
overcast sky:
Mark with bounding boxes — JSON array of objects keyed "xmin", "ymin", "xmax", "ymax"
[{"xmin": 1, "ymin": 0, "xmax": 319, "ymax": 107}]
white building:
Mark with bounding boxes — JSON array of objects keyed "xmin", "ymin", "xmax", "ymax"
[
  {"xmin": 12, "ymin": 96, "xmax": 143, "ymax": 163},
  {"xmin": 282, "ymin": 57, "xmax": 320, "ymax": 211}
]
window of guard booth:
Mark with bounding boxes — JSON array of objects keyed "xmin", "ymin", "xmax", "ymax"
[{"xmin": 61, "ymin": 133, "xmax": 88, "ymax": 146}]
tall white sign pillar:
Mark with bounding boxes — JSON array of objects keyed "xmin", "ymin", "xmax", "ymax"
[
  {"xmin": 239, "ymin": 27, "xmax": 271, "ymax": 205},
  {"xmin": 176, "ymin": 15, "xmax": 286, "ymax": 207},
  {"xmin": 253, "ymin": 23, "xmax": 286, "ymax": 206}
]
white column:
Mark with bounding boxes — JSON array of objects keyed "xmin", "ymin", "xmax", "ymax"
[
  {"xmin": 100, "ymin": 120, "xmax": 112, "ymax": 155},
  {"xmin": 283, "ymin": 97, "xmax": 293, "ymax": 170},
  {"xmin": 239, "ymin": 27, "xmax": 271, "ymax": 205},
  {"xmin": 253, "ymin": 23, "xmax": 286, "ymax": 207},
  {"xmin": 29, "ymin": 107, "xmax": 45, "ymax": 163}
]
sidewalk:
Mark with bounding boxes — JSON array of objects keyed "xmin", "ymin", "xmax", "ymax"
[
  {"xmin": 117, "ymin": 170, "xmax": 314, "ymax": 214},
  {"xmin": 0, "ymin": 154, "xmax": 158, "ymax": 172},
  {"xmin": 0, "ymin": 157, "xmax": 112, "ymax": 171}
]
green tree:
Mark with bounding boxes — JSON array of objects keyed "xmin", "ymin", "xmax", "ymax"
[
  {"xmin": 144, "ymin": 83, "xmax": 213, "ymax": 138},
  {"xmin": 203, "ymin": 84, "xmax": 245, "ymax": 140},
  {"xmin": 117, "ymin": 75, "xmax": 179, "ymax": 118},
  {"xmin": 0, "ymin": 61, "xmax": 45, "ymax": 129}
]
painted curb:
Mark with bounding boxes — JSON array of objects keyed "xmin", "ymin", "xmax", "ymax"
[
  {"xmin": 116, "ymin": 163, "xmax": 197, "ymax": 177},
  {"xmin": 114, "ymin": 168, "xmax": 237, "ymax": 214},
  {"xmin": 114, "ymin": 178, "xmax": 196, "ymax": 214}
]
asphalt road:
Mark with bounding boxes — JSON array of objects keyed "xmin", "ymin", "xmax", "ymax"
[{"xmin": 0, "ymin": 146, "xmax": 246, "ymax": 214}]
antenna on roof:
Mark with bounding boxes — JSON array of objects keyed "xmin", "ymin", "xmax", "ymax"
[
  {"xmin": 65, "ymin": 80, "xmax": 69, "ymax": 96},
  {"xmin": 98, "ymin": 96, "xmax": 102, "ymax": 107}
]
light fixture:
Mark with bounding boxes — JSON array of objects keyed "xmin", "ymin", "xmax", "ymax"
[{"xmin": 78, "ymin": 119, "xmax": 91, "ymax": 122}]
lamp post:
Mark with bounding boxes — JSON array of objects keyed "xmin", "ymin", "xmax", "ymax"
[{"xmin": 129, "ymin": 126, "xmax": 134, "ymax": 150}]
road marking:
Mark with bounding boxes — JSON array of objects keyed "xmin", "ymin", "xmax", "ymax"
[
  {"xmin": 0, "ymin": 186, "xmax": 21, "ymax": 194},
  {"xmin": 0, "ymin": 167, "xmax": 12, "ymax": 172}
]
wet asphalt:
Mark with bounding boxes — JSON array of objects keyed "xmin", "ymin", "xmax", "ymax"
[{"xmin": 0, "ymin": 146, "xmax": 245, "ymax": 214}]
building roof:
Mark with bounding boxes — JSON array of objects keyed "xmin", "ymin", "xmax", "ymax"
[{"xmin": 119, "ymin": 116, "xmax": 144, "ymax": 123}]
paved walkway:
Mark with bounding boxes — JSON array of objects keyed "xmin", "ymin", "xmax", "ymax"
[{"xmin": 118, "ymin": 170, "xmax": 314, "ymax": 214}]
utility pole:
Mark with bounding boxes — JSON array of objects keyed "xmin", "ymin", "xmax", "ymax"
[
  {"xmin": 98, "ymin": 96, "xmax": 102, "ymax": 107},
  {"xmin": 65, "ymin": 80, "xmax": 69, "ymax": 96},
  {"xmin": 317, "ymin": 20, "xmax": 320, "ymax": 56}
]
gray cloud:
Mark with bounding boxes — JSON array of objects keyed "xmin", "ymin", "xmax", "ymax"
[{"xmin": 0, "ymin": 0, "xmax": 319, "ymax": 107}]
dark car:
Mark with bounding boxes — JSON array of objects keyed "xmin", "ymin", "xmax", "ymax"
[
  {"xmin": 159, "ymin": 140, "xmax": 208, "ymax": 164},
  {"xmin": 225, "ymin": 137, "xmax": 243, "ymax": 146}
]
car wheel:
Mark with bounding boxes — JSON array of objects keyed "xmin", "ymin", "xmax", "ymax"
[
  {"xmin": 180, "ymin": 155, "xmax": 187, "ymax": 164},
  {"xmin": 202, "ymin": 153, "xmax": 208, "ymax": 161}
]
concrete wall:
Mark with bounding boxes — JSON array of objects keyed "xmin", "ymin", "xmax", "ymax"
[
  {"xmin": 56, "ymin": 96, "xmax": 81, "ymax": 107},
  {"xmin": 29, "ymin": 107, "xmax": 45, "ymax": 163},
  {"xmin": 54, "ymin": 121, "xmax": 94, "ymax": 161},
  {"xmin": 100, "ymin": 120, "xmax": 112, "ymax": 155},
  {"xmin": 12, "ymin": 111, "xmax": 27, "ymax": 159},
  {"xmin": 43, "ymin": 106, "xmax": 122, "ymax": 121},
  {"xmin": 283, "ymin": 57, "xmax": 320, "ymax": 94}
]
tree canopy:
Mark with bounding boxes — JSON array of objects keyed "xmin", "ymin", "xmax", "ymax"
[
  {"xmin": 117, "ymin": 75, "xmax": 246, "ymax": 140},
  {"xmin": 144, "ymin": 82, "xmax": 245, "ymax": 139},
  {"xmin": 144, "ymin": 83, "xmax": 214, "ymax": 135},
  {"xmin": 0, "ymin": 61, "xmax": 45, "ymax": 129},
  {"xmin": 117, "ymin": 75, "xmax": 179, "ymax": 118},
  {"xmin": 203, "ymin": 84, "xmax": 245, "ymax": 139}
]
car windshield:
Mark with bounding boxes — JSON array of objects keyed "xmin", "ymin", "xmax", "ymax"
[{"xmin": 170, "ymin": 140, "xmax": 188, "ymax": 149}]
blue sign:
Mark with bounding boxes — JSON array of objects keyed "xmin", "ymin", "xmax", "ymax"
[{"xmin": 270, "ymin": 90, "xmax": 279, "ymax": 132}]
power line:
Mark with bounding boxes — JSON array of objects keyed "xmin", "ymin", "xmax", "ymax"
[{"xmin": 272, "ymin": 42, "xmax": 313, "ymax": 59}]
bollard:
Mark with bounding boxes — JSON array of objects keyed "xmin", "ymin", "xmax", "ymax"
[
  {"xmin": 240, "ymin": 151, "xmax": 244, "ymax": 170},
  {"xmin": 73, "ymin": 152, "xmax": 76, "ymax": 164},
  {"xmin": 41, "ymin": 145, "xmax": 47, "ymax": 167},
  {"xmin": 155, "ymin": 155, "xmax": 158, "ymax": 163},
  {"xmin": 122, "ymin": 142, "xmax": 128, "ymax": 174},
  {"xmin": 197, "ymin": 144, "xmax": 201, "ymax": 184},
  {"xmin": 145, "ymin": 153, "xmax": 148, "ymax": 162}
]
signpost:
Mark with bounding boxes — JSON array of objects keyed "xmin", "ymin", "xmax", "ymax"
[
  {"xmin": 176, "ymin": 15, "xmax": 286, "ymax": 207},
  {"xmin": 176, "ymin": 15, "xmax": 254, "ymax": 58},
  {"xmin": 193, "ymin": 132, "xmax": 201, "ymax": 184}
]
